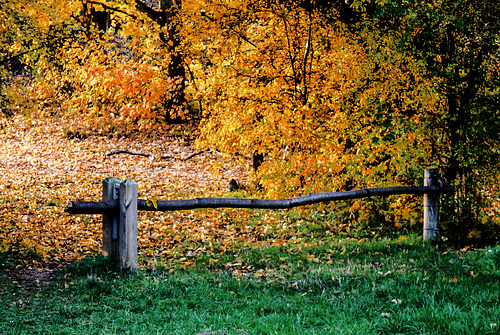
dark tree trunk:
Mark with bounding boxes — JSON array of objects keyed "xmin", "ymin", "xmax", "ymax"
[{"xmin": 135, "ymin": 0, "xmax": 187, "ymax": 114}]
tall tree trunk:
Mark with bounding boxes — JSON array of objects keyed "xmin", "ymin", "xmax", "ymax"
[
  {"xmin": 136, "ymin": 0, "xmax": 187, "ymax": 116},
  {"xmin": 159, "ymin": 0, "xmax": 185, "ymax": 85}
]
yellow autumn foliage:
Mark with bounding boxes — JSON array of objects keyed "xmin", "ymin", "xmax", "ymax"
[{"xmin": 187, "ymin": 1, "xmax": 438, "ymax": 196}]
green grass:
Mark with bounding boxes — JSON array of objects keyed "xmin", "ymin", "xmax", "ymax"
[{"xmin": 1, "ymin": 238, "xmax": 499, "ymax": 334}]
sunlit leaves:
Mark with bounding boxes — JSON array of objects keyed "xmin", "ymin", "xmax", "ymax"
[
  {"xmin": 185, "ymin": 1, "xmax": 440, "ymax": 234},
  {"xmin": 1, "ymin": 0, "xmax": 190, "ymax": 132}
]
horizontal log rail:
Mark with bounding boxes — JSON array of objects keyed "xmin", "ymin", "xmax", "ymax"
[{"xmin": 65, "ymin": 185, "xmax": 453, "ymax": 214}]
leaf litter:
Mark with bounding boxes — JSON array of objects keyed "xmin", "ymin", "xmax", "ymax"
[{"xmin": 0, "ymin": 115, "xmax": 257, "ymax": 272}]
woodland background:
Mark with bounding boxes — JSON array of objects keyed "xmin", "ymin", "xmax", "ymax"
[{"xmin": 0, "ymin": 0, "xmax": 499, "ymax": 268}]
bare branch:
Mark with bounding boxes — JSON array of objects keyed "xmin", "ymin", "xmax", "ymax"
[
  {"xmin": 106, "ymin": 149, "xmax": 208, "ymax": 161},
  {"xmin": 134, "ymin": 0, "xmax": 164, "ymax": 24},
  {"xmin": 106, "ymin": 149, "xmax": 153, "ymax": 158},
  {"xmin": 87, "ymin": 0, "xmax": 138, "ymax": 19}
]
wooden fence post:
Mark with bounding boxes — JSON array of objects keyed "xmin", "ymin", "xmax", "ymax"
[
  {"xmin": 118, "ymin": 179, "xmax": 138, "ymax": 270},
  {"xmin": 423, "ymin": 168, "xmax": 440, "ymax": 241},
  {"xmin": 102, "ymin": 177, "xmax": 120, "ymax": 258}
]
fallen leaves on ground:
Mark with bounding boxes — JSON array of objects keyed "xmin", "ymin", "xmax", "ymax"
[{"xmin": 0, "ymin": 115, "xmax": 270, "ymax": 269}]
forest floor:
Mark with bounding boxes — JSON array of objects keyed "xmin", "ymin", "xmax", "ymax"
[{"xmin": 0, "ymin": 114, "xmax": 255, "ymax": 274}]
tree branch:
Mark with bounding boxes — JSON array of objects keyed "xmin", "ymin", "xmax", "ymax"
[
  {"xmin": 87, "ymin": 0, "xmax": 138, "ymax": 19},
  {"xmin": 200, "ymin": 10, "xmax": 258, "ymax": 49},
  {"xmin": 106, "ymin": 149, "xmax": 152, "ymax": 158},
  {"xmin": 134, "ymin": 0, "xmax": 164, "ymax": 24},
  {"xmin": 106, "ymin": 149, "xmax": 208, "ymax": 161}
]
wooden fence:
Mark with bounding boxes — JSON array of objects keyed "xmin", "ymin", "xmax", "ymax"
[{"xmin": 64, "ymin": 168, "xmax": 453, "ymax": 270}]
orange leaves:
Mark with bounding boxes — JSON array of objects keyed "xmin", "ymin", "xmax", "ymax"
[
  {"xmin": 31, "ymin": 43, "xmax": 188, "ymax": 132},
  {"xmin": 190, "ymin": 3, "xmax": 366, "ymax": 186},
  {"xmin": 7, "ymin": 0, "xmax": 193, "ymax": 134}
]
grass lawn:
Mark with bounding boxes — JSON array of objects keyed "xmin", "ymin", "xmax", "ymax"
[{"xmin": 1, "ymin": 237, "xmax": 499, "ymax": 334}]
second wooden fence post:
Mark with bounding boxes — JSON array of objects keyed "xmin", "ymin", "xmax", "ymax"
[
  {"xmin": 119, "ymin": 179, "xmax": 138, "ymax": 270},
  {"xmin": 423, "ymin": 168, "xmax": 440, "ymax": 241}
]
